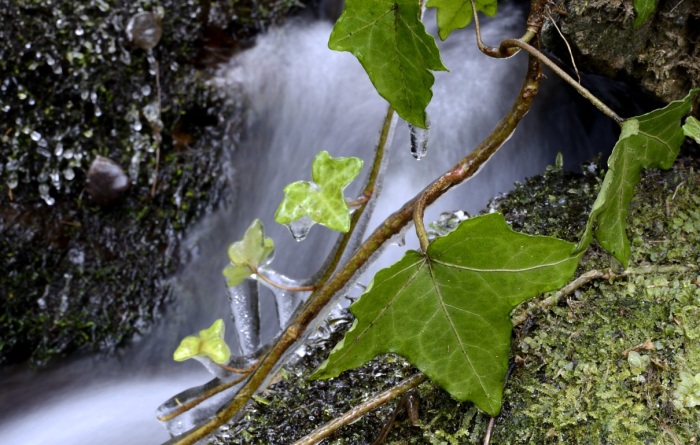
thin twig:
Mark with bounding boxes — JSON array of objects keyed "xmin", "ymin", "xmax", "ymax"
[
  {"xmin": 470, "ymin": 0, "xmax": 536, "ymax": 58},
  {"xmin": 252, "ymin": 267, "xmax": 316, "ymax": 292},
  {"xmin": 500, "ymin": 38, "xmax": 623, "ymax": 123},
  {"xmin": 512, "ymin": 264, "xmax": 699, "ymax": 327},
  {"xmin": 157, "ymin": 373, "xmax": 249, "ymax": 422},
  {"xmin": 292, "ymin": 374, "xmax": 428, "ymax": 445},
  {"xmin": 482, "ymin": 417, "xmax": 496, "ymax": 445},
  {"xmin": 217, "ymin": 361, "xmax": 257, "ymax": 374},
  {"xmin": 545, "ymin": 6, "xmax": 580, "ymax": 83}
]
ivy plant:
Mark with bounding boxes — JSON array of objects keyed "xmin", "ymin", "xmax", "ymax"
[{"xmin": 167, "ymin": 0, "xmax": 699, "ymax": 443}]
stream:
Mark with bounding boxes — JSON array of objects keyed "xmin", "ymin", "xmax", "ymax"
[{"xmin": 0, "ymin": 3, "xmax": 617, "ymax": 444}]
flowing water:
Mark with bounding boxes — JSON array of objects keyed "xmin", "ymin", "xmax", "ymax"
[{"xmin": 0, "ymin": 4, "xmax": 617, "ymax": 444}]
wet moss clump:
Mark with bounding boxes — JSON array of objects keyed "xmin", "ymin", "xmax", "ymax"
[
  {"xmin": 216, "ymin": 158, "xmax": 699, "ymax": 444},
  {"xmin": 0, "ymin": 0, "xmax": 305, "ymax": 366}
]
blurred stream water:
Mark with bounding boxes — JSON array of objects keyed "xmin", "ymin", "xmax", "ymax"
[{"xmin": 0, "ymin": 4, "xmax": 617, "ymax": 444}]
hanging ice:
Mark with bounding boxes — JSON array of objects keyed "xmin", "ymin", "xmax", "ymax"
[
  {"xmin": 408, "ymin": 114, "xmax": 430, "ymax": 160},
  {"xmin": 226, "ymin": 280, "xmax": 261, "ymax": 357},
  {"xmin": 256, "ymin": 266, "xmax": 312, "ymax": 329},
  {"xmin": 285, "ymin": 215, "xmax": 316, "ymax": 242}
]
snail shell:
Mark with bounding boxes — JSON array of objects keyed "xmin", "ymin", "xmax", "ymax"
[{"xmin": 86, "ymin": 156, "xmax": 130, "ymax": 206}]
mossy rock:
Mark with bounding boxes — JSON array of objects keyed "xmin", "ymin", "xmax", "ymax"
[
  {"xmin": 0, "ymin": 0, "xmax": 305, "ymax": 366},
  {"xmin": 544, "ymin": 0, "xmax": 700, "ymax": 103},
  {"xmin": 217, "ymin": 158, "xmax": 700, "ymax": 444}
]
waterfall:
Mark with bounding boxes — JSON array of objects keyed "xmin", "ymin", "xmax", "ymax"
[{"xmin": 0, "ymin": 4, "xmax": 616, "ymax": 444}]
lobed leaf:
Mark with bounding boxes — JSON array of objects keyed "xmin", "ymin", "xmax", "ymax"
[
  {"xmin": 633, "ymin": 0, "xmax": 658, "ymax": 28},
  {"xmin": 328, "ymin": 0, "xmax": 447, "ymax": 128},
  {"xmin": 275, "ymin": 151, "xmax": 363, "ymax": 233},
  {"xmin": 222, "ymin": 219, "xmax": 275, "ymax": 287},
  {"xmin": 173, "ymin": 319, "xmax": 232, "ymax": 364},
  {"xmin": 576, "ymin": 89, "xmax": 698, "ymax": 267},
  {"xmin": 313, "ymin": 213, "xmax": 580, "ymax": 415},
  {"xmin": 427, "ymin": 0, "xmax": 498, "ymax": 40},
  {"xmin": 684, "ymin": 116, "xmax": 700, "ymax": 144}
]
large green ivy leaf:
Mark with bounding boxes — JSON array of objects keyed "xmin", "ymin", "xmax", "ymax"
[
  {"xmin": 576, "ymin": 89, "xmax": 698, "ymax": 268},
  {"xmin": 275, "ymin": 151, "xmax": 363, "ymax": 233},
  {"xmin": 173, "ymin": 319, "xmax": 232, "ymax": 364},
  {"xmin": 684, "ymin": 116, "xmax": 700, "ymax": 143},
  {"xmin": 633, "ymin": 0, "xmax": 658, "ymax": 28},
  {"xmin": 313, "ymin": 213, "xmax": 580, "ymax": 415},
  {"xmin": 222, "ymin": 219, "xmax": 274, "ymax": 287},
  {"xmin": 329, "ymin": 0, "xmax": 447, "ymax": 128},
  {"xmin": 427, "ymin": 0, "xmax": 497, "ymax": 40}
]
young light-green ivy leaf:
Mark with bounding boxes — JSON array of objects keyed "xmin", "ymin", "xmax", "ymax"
[
  {"xmin": 576, "ymin": 89, "xmax": 699, "ymax": 268},
  {"xmin": 329, "ymin": 0, "xmax": 448, "ymax": 128},
  {"xmin": 275, "ymin": 151, "xmax": 363, "ymax": 233},
  {"xmin": 173, "ymin": 319, "xmax": 232, "ymax": 364},
  {"xmin": 222, "ymin": 219, "xmax": 274, "ymax": 287},
  {"xmin": 427, "ymin": 0, "xmax": 497, "ymax": 40},
  {"xmin": 633, "ymin": 0, "xmax": 658, "ymax": 28},
  {"xmin": 684, "ymin": 116, "xmax": 700, "ymax": 143},
  {"xmin": 313, "ymin": 213, "xmax": 580, "ymax": 416}
]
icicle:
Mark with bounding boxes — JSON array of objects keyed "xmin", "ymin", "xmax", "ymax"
[
  {"xmin": 285, "ymin": 215, "xmax": 315, "ymax": 242},
  {"xmin": 408, "ymin": 114, "xmax": 430, "ymax": 160},
  {"xmin": 257, "ymin": 266, "xmax": 311, "ymax": 329},
  {"xmin": 156, "ymin": 376, "xmax": 246, "ymax": 437},
  {"xmin": 226, "ymin": 280, "xmax": 261, "ymax": 357}
]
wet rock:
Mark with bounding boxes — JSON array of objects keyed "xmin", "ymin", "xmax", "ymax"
[
  {"xmin": 0, "ymin": 0, "xmax": 304, "ymax": 366},
  {"xmin": 85, "ymin": 156, "xmax": 130, "ymax": 206}
]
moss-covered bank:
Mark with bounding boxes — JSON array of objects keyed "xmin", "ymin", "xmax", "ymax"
[
  {"xmin": 0, "ymin": 0, "xmax": 302, "ymax": 366},
  {"xmin": 218, "ymin": 154, "xmax": 699, "ymax": 444}
]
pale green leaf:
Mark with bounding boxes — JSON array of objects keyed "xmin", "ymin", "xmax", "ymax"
[
  {"xmin": 222, "ymin": 219, "xmax": 275, "ymax": 286},
  {"xmin": 173, "ymin": 319, "xmax": 232, "ymax": 364},
  {"xmin": 427, "ymin": 0, "xmax": 498, "ymax": 40},
  {"xmin": 576, "ymin": 89, "xmax": 698, "ymax": 267},
  {"xmin": 683, "ymin": 116, "xmax": 700, "ymax": 143},
  {"xmin": 313, "ymin": 213, "xmax": 580, "ymax": 415},
  {"xmin": 275, "ymin": 151, "xmax": 363, "ymax": 233},
  {"xmin": 329, "ymin": 0, "xmax": 448, "ymax": 128},
  {"xmin": 633, "ymin": 0, "xmax": 658, "ymax": 28}
]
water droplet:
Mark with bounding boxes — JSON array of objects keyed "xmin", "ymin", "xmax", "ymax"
[
  {"xmin": 75, "ymin": 27, "xmax": 84, "ymax": 36},
  {"xmin": 50, "ymin": 170, "xmax": 60, "ymax": 187},
  {"xmin": 132, "ymin": 120, "xmax": 142, "ymax": 131},
  {"xmin": 63, "ymin": 167, "xmax": 75, "ymax": 180},
  {"xmin": 30, "ymin": 131, "xmax": 42, "ymax": 141},
  {"xmin": 6, "ymin": 172, "xmax": 18, "ymax": 189},
  {"xmin": 409, "ymin": 114, "xmax": 430, "ymax": 160},
  {"xmin": 126, "ymin": 12, "xmax": 163, "ymax": 51},
  {"xmin": 141, "ymin": 85, "xmax": 151, "ymax": 96},
  {"xmin": 142, "ymin": 102, "xmax": 159, "ymax": 123},
  {"xmin": 39, "ymin": 183, "xmax": 55, "ymax": 205},
  {"xmin": 285, "ymin": 215, "xmax": 315, "ymax": 242}
]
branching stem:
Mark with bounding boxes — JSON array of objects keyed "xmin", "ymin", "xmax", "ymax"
[
  {"xmin": 511, "ymin": 264, "xmax": 699, "ymax": 327},
  {"xmin": 470, "ymin": 0, "xmax": 623, "ymax": 123},
  {"xmin": 169, "ymin": 3, "xmax": 546, "ymax": 443},
  {"xmin": 500, "ymin": 38, "xmax": 624, "ymax": 123}
]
